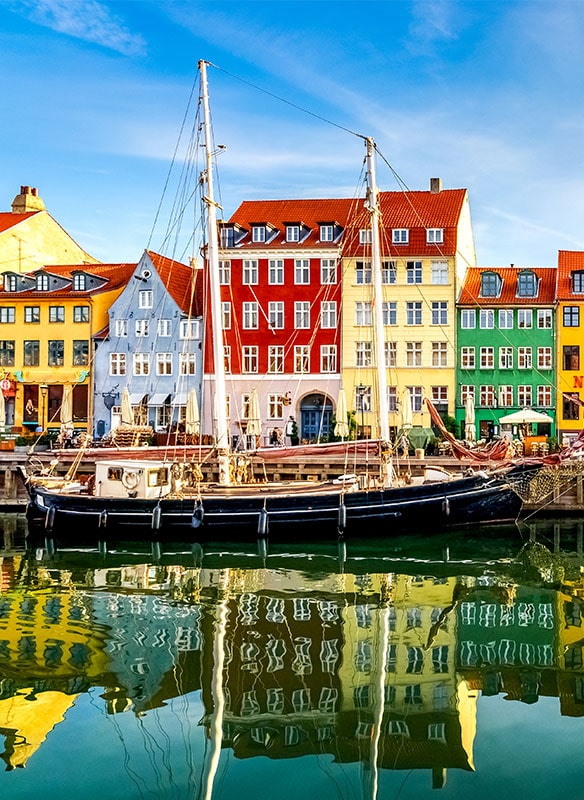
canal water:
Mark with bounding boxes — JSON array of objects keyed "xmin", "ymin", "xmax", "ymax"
[{"xmin": 1, "ymin": 514, "xmax": 584, "ymax": 799}]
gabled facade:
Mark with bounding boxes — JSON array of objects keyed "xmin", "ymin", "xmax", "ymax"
[
  {"xmin": 0, "ymin": 186, "xmax": 98, "ymax": 273},
  {"xmin": 0, "ymin": 261, "xmax": 135, "ymax": 432},
  {"xmin": 556, "ymin": 250, "xmax": 584, "ymax": 443},
  {"xmin": 93, "ymin": 251, "xmax": 203, "ymax": 438},
  {"xmin": 456, "ymin": 266, "xmax": 556, "ymax": 438}
]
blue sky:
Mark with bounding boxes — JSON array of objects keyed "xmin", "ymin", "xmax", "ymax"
[{"xmin": 2, "ymin": 0, "xmax": 584, "ymax": 267}]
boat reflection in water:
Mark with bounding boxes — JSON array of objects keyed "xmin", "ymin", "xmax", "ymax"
[{"xmin": 2, "ymin": 519, "xmax": 584, "ymax": 797}]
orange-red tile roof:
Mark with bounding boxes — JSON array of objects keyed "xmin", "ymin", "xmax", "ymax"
[
  {"xmin": 557, "ymin": 250, "xmax": 584, "ymax": 299},
  {"xmin": 458, "ymin": 266, "xmax": 557, "ymax": 305},
  {"xmin": 0, "ymin": 211, "xmax": 39, "ymax": 233},
  {"xmin": 146, "ymin": 251, "xmax": 203, "ymax": 316},
  {"xmin": 0, "ymin": 262, "xmax": 137, "ymax": 299}
]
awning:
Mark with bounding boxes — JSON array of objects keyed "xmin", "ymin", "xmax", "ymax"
[
  {"xmin": 129, "ymin": 393, "xmax": 146, "ymax": 405},
  {"xmin": 171, "ymin": 392, "xmax": 188, "ymax": 406},
  {"xmin": 148, "ymin": 393, "xmax": 170, "ymax": 406}
]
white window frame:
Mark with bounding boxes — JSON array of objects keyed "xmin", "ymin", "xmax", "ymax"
[
  {"xmin": 320, "ymin": 301, "xmax": 337, "ymax": 329},
  {"xmin": 242, "ymin": 346, "xmax": 258, "ymax": 373},
  {"xmin": 179, "ymin": 352, "xmax": 196, "ymax": 375},
  {"xmin": 426, "ymin": 228, "xmax": 444, "ymax": 244},
  {"xmin": 294, "ymin": 301, "xmax": 310, "ymax": 329},
  {"xmin": 243, "ymin": 301, "xmax": 259, "ymax": 330},
  {"xmin": 138, "ymin": 290, "xmax": 153, "ymax": 309},
  {"xmin": 268, "ymin": 259, "xmax": 284, "ymax": 284},
  {"xmin": 392, "ymin": 228, "xmax": 409, "ymax": 244},
  {"xmin": 156, "ymin": 352, "xmax": 173, "ymax": 376},
  {"xmin": 320, "ymin": 344, "xmax": 337, "ymax": 373},
  {"xmin": 268, "ymin": 301, "xmax": 284, "ymax": 330},
  {"xmin": 294, "ymin": 259, "xmax": 310, "ymax": 284},
  {"xmin": 133, "ymin": 352, "xmax": 150, "ymax": 376},
  {"xmin": 157, "ymin": 319, "xmax": 171, "ymax": 337},
  {"xmin": 109, "ymin": 352, "xmax": 126, "ymax": 376},
  {"xmin": 135, "ymin": 319, "xmax": 149, "ymax": 337},
  {"xmin": 242, "ymin": 260, "xmax": 258, "ymax": 285},
  {"xmin": 461, "ymin": 309, "xmax": 476, "ymax": 329},
  {"xmin": 431, "ymin": 261, "xmax": 448, "ymax": 284},
  {"xmin": 294, "ymin": 345, "xmax": 310, "ymax": 373},
  {"xmin": 268, "ymin": 345, "xmax": 284, "ymax": 373},
  {"xmin": 461, "ymin": 346, "xmax": 475, "ymax": 369},
  {"xmin": 320, "ymin": 258, "xmax": 337, "ymax": 284}
]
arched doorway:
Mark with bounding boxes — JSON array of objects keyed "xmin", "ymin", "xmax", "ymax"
[{"xmin": 300, "ymin": 393, "xmax": 333, "ymax": 442}]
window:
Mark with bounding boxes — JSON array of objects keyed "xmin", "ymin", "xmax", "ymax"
[
  {"xmin": 224, "ymin": 346, "xmax": 231, "ymax": 373},
  {"xmin": 517, "ymin": 270, "xmax": 537, "ymax": 297},
  {"xmin": 72, "ymin": 273, "xmax": 86, "ymax": 291},
  {"xmin": 431, "ymin": 301, "xmax": 448, "ymax": 325},
  {"xmin": 538, "ymin": 308, "xmax": 552, "ymax": 329},
  {"xmin": 321, "ymin": 345, "xmax": 337, "ymax": 373},
  {"xmin": 135, "ymin": 319, "xmax": 149, "ymax": 337},
  {"xmin": 268, "ymin": 301, "xmax": 284, "ymax": 330},
  {"xmin": 286, "ymin": 225, "xmax": 300, "ymax": 242},
  {"xmin": 294, "ymin": 259, "xmax": 310, "ymax": 284},
  {"xmin": 538, "ymin": 385, "xmax": 552, "ymax": 407},
  {"xmin": 356, "ymin": 341, "xmax": 372, "ymax": 367},
  {"xmin": 538, "ymin": 347, "xmax": 552, "ymax": 369},
  {"xmin": 461, "ymin": 385, "xmax": 475, "ymax": 404},
  {"xmin": 138, "ymin": 290, "xmax": 153, "ymax": 309},
  {"xmin": 242, "ymin": 260, "xmax": 258, "ymax": 285},
  {"xmin": 23, "ymin": 340, "xmax": 39, "ymax": 366},
  {"xmin": 405, "ymin": 684, "xmax": 422, "ymax": 706},
  {"xmin": 461, "ymin": 309, "xmax": 476, "ymax": 329},
  {"xmin": 573, "ymin": 271, "xmax": 584, "ymax": 293},
  {"xmin": 431, "ymin": 342, "xmax": 447, "ymax": 367},
  {"xmin": 428, "ymin": 723, "xmax": 446, "ymax": 742},
  {"xmin": 114, "ymin": 319, "xmax": 127, "ymax": 337},
  {"xmin": 518, "ymin": 347, "xmax": 532, "ymax": 369},
  {"xmin": 74, "ymin": 306, "xmax": 89, "ymax": 323},
  {"xmin": 427, "ymin": 228, "xmax": 443, "ymax": 243},
  {"xmin": 563, "ymin": 345, "xmax": 580, "ymax": 370},
  {"xmin": 563, "ymin": 392, "xmax": 580, "ymax": 421},
  {"xmin": 268, "ymin": 346, "xmax": 284, "ymax": 373},
  {"xmin": 479, "ymin": 309, "xmax": 494, "ymax": 329},
  {"xmin": 355, "ymin": 261, "xmax": 372, "ymax": 284},
  {"xmin": 406, "ymin": 646, "xmax": 424, "ymax": 674},
  {"xmin": 36, "ymin": 273, "xmax": 50, "ymax": 291},
  {"xmin": 321, "ymin": 258, "xmax": 337, "ymax": 284},
  {"xmin": 156, "ymin": 352, "xmax": 173, "ymax": 375},
  {"xmin": 432, "ymin": 386, "xmax": 448, "ymax": 405},
  {"xmin": 461, "ymin": 346, "xmax": 475, "ymax": 369},
  {"xmin": 564, "ymin": 306, "xmax": 580, "ymax": 327},
  {"xmin": 268, "ymin": 259, "xmax": 284, "ymax": 284},
  {"xmin": 387, "ymin": 386, "xmax": 398, "ymax": 411},
  {"xmin": 72, "ymin": 340, "xmax": 89, "ymax": 366},
  {"xmin": 480, "ymin": 347, "xmax": 494, "ymax": 369},
  {"xmin": 294, "ymin": 345, "xmax": 309, "ymax": 373},
  {"xmin": 221, "ymin": 302, "xmax": 231, "ymax": 330},
  {"xmin": 355, "ymin": 385, "xmax": 372, "ymax": 411},
  {"xmin": 0, "ymin": 307, "xmax": 15, "ymax": 323},
  {"xmin": 218, "ymin": 260, "xmax": 231, "ymax": 284},
  {"xmin": 251, "ymin": 225, "xmax": 266, "ymax": 243},
  {"xmin": 480, "ymin": 271, "xmax": 501, "ymax": 297},
  {"xmin": 392, "ymin": 228, "xmax": 408, "ymax": 244},
  {"xmin": 24, "ymin": 306, "xmax": 40, "ymax": 323},
  {"xmin": 408, "ymin": 386, "xmax": 423, "ymax": 412},
  {"xmin": 406, "ymin": 302, "xmax": 422, "ymax": 325},
  {"xmin": 110, "ymin": 353, "xmax": 126, "ymax": 375},
  {"xmin": 359, "ymin": 228, "xmax": 372, "ymax": 244},
  {"xmin": 383, "ymin": 301, "xmax": 397, "ymax": 325},
  {"xmin": 268, "ymin": 393, "xmax": 284, "ymax": 419},
  {"xmin": 431, "ymin": 261, "xmax": 448, "ymax": 284},
  {"xmin": 49, "ymin": 306, "xmax": 65, "ymax": 323},
  {"xmin": 518, "ymin": 309, "xmax": 533, "ymax": 329},
  {"xmin": 295, "ymin": 302, "xmax": 310, "ymax": 329},
  {"xmin": 406, "ymin": 342, "xmax": 422, "ymax": 367},
  {"xmin": 382, "ymin": 261, "xmax": 397, "ymax": 284},
  {"xmin": 180, "ymin": 319, "xmax": 199, "ymax": 339},
  {"xmin": 479, "ymin": 385, "xmax": 496, "ymax": 406},
  {"xmin": 499, "ymin": 347, "xmax": 513, "ymax": 369},
  {"xmin": 243, "ymin": 302, "xmax": 258, "ymax": 329},
  {"xmin": 48, "ymin": 340, "xmax": 64, "ymax": 367},
  {"xmin": 518, "ymin": 385, "xmax": 532, "ymax": 406},
  {"xmin": 4, "ymin": 275, "xmax": 18, "ymax": 292},
  {"xmin": 179, "ymin": 353, "xmax": 196, "ymax": 375},
  {"xmin": 355, "ymin": 301, "xmax": 372, "ymax": 326},
  {"xmin": 499, "ymin": 309, "xmax": 513, "ymax": 329},
  {"xmin": 385, "ymin": 342, "xmax": 397, "ymax": 368},
  {"xmin": 220, "ymin": 227, "xmax": 235, "ymax": 248},
  {"xmin": 498, "ymin": 385, "xmax": 513, "ymax": 407},
  {"xmin": 321, "ymin": 301, "xmax": 337, "ymax": 329},
  {"xmin": 242, "ymin": 346, "xmax": 258, "ymax": 373},
  {"xmin": 406, "ymin": 261, "xmax": 422, "ymax": 284},
  {"xmin": 320, "ymin": 224, "xmax": 334, "ymax": 241},
  {"xmin": 133, "ymin": 352, "xmax": 149, "ymax": 375}
]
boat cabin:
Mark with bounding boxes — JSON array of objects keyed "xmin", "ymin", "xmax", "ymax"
[{"xmin": 95, "ymin": 459, "xmax": 171, "ymax": 499}]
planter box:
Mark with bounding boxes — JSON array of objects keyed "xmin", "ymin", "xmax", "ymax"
[{"xmin": 0, "ymin": 440, "xmax": 15, "ymax": 451}]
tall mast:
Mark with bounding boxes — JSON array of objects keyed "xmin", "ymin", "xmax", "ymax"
[
  {"xmin": 365, "ymin": 137, "xmax": 390, "ymax": 444},
  {"xmin": 200, "ymin": 59, "xmax": 230, "ymax": 485}
]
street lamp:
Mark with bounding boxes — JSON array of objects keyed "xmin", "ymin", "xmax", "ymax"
[
  {"xmin": 39, "ymin": 384, "xmax": 48, "ymax": 430},
  {"xmin": 357, "ymin": 383, "xmax": 365, "ymax": 440}
]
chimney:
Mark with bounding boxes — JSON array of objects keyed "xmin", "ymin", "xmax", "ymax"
[
  {"xmin": 11, "ymin": 185, "xmax": 46, "ymax": 213},
  {"xmin": 430, "ymin": 177, "xmax": 442, "ymax": 194}
]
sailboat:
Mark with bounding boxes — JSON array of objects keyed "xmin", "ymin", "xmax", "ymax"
[{"xmin": 23, "ymin": 60, "xmax": 539, "ymax": 541}]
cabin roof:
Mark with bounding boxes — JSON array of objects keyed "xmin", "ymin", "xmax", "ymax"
[
  {"xmin": 557, "ymin": 250, "xmax": 584, "ymax": 299},
  {"xmin": 146, "ymin": 251, "xmax": 204, "ymax": 316},
  {"xmin": 458, "ymin": 265, "xmax": 557, "ymax": 305}
]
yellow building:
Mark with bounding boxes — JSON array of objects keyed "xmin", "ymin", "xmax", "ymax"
[
  {"xmin": 0, "ymin": 186, "xmax": 98, "ymax": 273},
  {"xmin": 341, "ymin": 182, "xmax": 476, "ymax": 440},
  {"xmin": 556, "ymin": 250, "xmax": 584, "ymax": 444}
]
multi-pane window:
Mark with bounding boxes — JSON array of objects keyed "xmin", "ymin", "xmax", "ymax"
[
  {"xmin": 355, "ymin": 385, "xmax": 372, "ymax": 411},
  {"xmin": 268, "ymin": 301, "xmax": 284, "ymax": 330},
  {"xmin": 269, "ymin": 259, "xmax": 284, "ymax": 284},
  {"xmin": 138, "ymin": 290, "xmax": 153, "ymax": 309},
  {"xmin": 518, "ymin": 309, "xmax": 533, "ymax": 328},
  {"xmin": 74, "ymin": 306, "xmax": 90, "ymax": 323},
  {"xmin": 518, "ymin": 347, "xmax": 532, "ymax": 369},
  {"xmin": 110, "ymin": 353, "xmax": 126, "ymax": 375},
  {"xmin": 563, "ymin": 306, "xmax": 580, "ymax": 327},
  {"xmin": 72, "ymin": 340, "xmax": 89, "ymax": 366},
  {"xmin": 431, "ymin": 342, "xmax": 447, "ymax": 367},
  {"xmin": 224, "ymin": 346, "xmax": 231, "ymax": 373},
  {"xmin": 49, "ymin": 306, "xmax": 65, "ymax": 323},
  {"xmin": 432, "ymin": 386, "xmax": 448, "ymax": 405},
  {"xmin": 359, "ymin": 228, "xmax": 372, "ymax": 244},
  {"xmin": 321, "ymin": 301, "xmax": 337, "ymax": 328},
  {"xmin": 406, "ymin": 342, "xmax": 422, "ymax": 367},
  {"xmin": 220, "ymin": 227, "xmax": 234, "ymax": 248},
  {"xmin": 383, "ymin": 301, "xmax": 397, "ymax": 325},
  {"xmin": 3, "ymin": 275, "xmax": 17, "ymax": 292},
  {"xmin": 355, "ymin": 301, "xmax": 372, "ymax": 326},
  {"xmin": 498, "ymin": 385, "xmax": 513, "ymax": 407},
  {"xmin": 268, "ymin": 394, "xmax": 284, "ymax": 419},
  {"xmin": 114, "ymin": 319, "xmax": 127, "ymax": 337},
  {"xmin": 461, "ymin": 309, "xmax": 476, "ymax": 329},
  {"xmin": 563, "ymin": 345, "xmax": 580, "ymax": 370},
  {"xmin": 406, "ymin": 302, "xmax": 422, "ymax": 325},
  {"xmin": 72, "ymin": 273, "xmax": 86, "ymax": 291},
  {"xmin": 294, "ymin": 345, "xmax": 309, "ymax": 373},
  {"xmin": 479, "ymin": 385, "xmax": 496, "ymax": 406},
  {"xmin": 222, "ymin": 302, "xmax": 231, "ymax": 329},
  {"xmin": 392, "ymin": 228, "xmax": 408, "ymax": 244},
  {"xmin": 320, "ymin": 259, "xmax": 337, "ymax": 284},
  {"xmin": 0, "ymin": 340, "xmax": 14, "ymax": 367},
  {"xmin": 320, "ymin": 224, "xmax": 334, "ymax": 242},
  {"xmin": 135, "ymin": 319, "xmax": 149, "ymax": 337},
  {"xmin": 382, "ymin": 261, "xmax": 397, "ymax": 284},
  {"xmin": 563, "ymin": 392, "xmax": 580, "ymax": 420},
  {"xmin": 355, "ymin": 261, "xmax": 372, "ymax": 284},
  {"xmin": 431, "ymin": 261, "xmax": 448, "ymax": 284},
  {"xmin": 431, "ymin": 301, "xmax": 448, "ymax": 325},
  {"xmin": 179, "ymin": 353, "xmax": 196, "ymax": 375},
  {"xmin": 156, "ymin": 352, "xmax": 173, "ymax": 375},
  {"xmin": 23, "ymin": 340, "xmax": 39, "ymax": 366},
  {"xmin": 387, "ymin": 386, "xmax": 398, "ymax": 412},
  {"xmin": 286, "ymin": 225, "xmax": 301, "ymax": 242},
  {"xmin": 294, "ymin": 259, "xmax": 310, "ymax": 284},
  {"xmin": 48, "ymin": 340, "xmax": 64, "ymax": 367},
  {"xmin": 517, "ymin": 270, "xmax": 537, "ymax": 296},
  {"xmin": 518, "ymin": 385, "xmax": 532, "ymax": 406},
  {"xmin": 537, "ymin": 347, "xmax": 552, "ymax": 369},
  {"xmin": 156, "ymin": 319, "xmax": 170, "ymax": 337},
  {"xmin": 268, "ymin": 346, "xmax": 284, "ymax": 373},
  {"xmin": 0, "ymin": 307, "xmax": 15, "ymax": 323},
  {"xmin": 479, "ymin": 309, "xmax": 494, "ymax": 328},
  {"xmin": 356, "ymin": 341, "xmax": 372, "ymax": 367},
  {"xmin": 218, "ymin": 260, "xmax": 231, "ymax": 284},
  {"xmin": 385, "ymin": 342, "xmax": 397, "ymax": 368},
  {"xmin": 499, "ymin": 347, "xmax": 513, "ymax": 369},
  {"xmin": 480, "ymin": 272, "xmax": 501, "ymax": 297},
  {"xmin": 251, "ymin": 225, "xmax": 266, "ymax": 243},
  {"xmin": 406, "ymin": 261, "xmax": 422, "ymax": 284},
  {"xmin": 499, "ymin": 309, "xmax": 513, "ymax": 329},
  {"xmin": 461, "ymin": 385, "xmax": 475, "ymax": 404},
  {"xmin": 479, "ymin": 347, "xmax": 494, "ymax": 368},
  {"xmin": 295, "ymin": 302, "xmax": 310, "ymax": 329},
  {"xmin": 538, "ymin": 309, "xmax": 552, "ymax": 328},
  {"xmin": 242, "ymin": 346, "xmax": 258, "ymax": 373},
  {"xmin": 24, "ymin": 306, "xmax": 40, "ymax": 323},
  {"xmin": 321, "ymin": 345, "xmax": 337, "ymax": 373},
  {"xmin": 36, "ymin": 273, "xmax": 50, "ymax": 291},
  {"xmin": 133, "ymin": 352, "xmax": 149, "ymax": 375},
  {"xmin": 180, "ymin": 319, "xmax": 199, "ymax": 339},
  {"xmin": 537, "ymin": 385, "xmax": 553, "ymax": 407},
  {"xmin": 409, "ymin": 386, "xmax": 423, "ymax": 412},
  {"xmin": 242, "ymin": 260, "xmax": 258, "ymax": 285},
  {"xmin": 243, "ymin": 302, "xmax": 258, "ymax": 329},
  {"xmin": 426, "ymin": 228, "xmax": 444, "ymax": 244},
  {"xmin": 461, "ymin": 346, "xmax": 475, "ymax": 369}
]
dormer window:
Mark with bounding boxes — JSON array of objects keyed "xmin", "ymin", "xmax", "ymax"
[
  {"xmin": 426, "ymin": 228, "xmax": 444, "ymax": 244},
  {"xmin": 251, "ymin": 225, "xmax": 266, "ymax": 243},
  {"xmin": 36, "ymin": 273, "xmax": 50, "ymax": 291},
  {"xmin": 517, "ymin": 270, "xmax": 538, "ymax": 298},
  {"xmin": 320, "ymin": 224, "xmax": 334, "ymax": 242},
  {"xmin": 392, "ymin": 229, "xmax": 409, "ymax": 244},
  {"xmin": 220, "ymin": 227, "xmax": 235, "ymax": 248},
  {"xmin": 480, "ymin": 271, "xmax": 502, "ymax": 298},
  {"xmin": 4, "ymin": 275, "xmax": 17, "ymax": 292},
  {"xmin": 73, "ymin": 273, "xmax": 86, "ymax": 291},
  {"xmin": 286, "ymin": 225, "xmax": 300, "ymax": 242},
  {"xmin": 573, "ymin": 271, "xmax": 584, "ymax": 294},
  {"xmin": 359, "ymin": 229, "xmax": 372, "ymax": 245}
]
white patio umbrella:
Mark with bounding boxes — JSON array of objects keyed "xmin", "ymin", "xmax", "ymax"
[
  {"xmin": 60, "ymin": 384, "xmax": 73, "ymax": 427},
  {"xmin": 464, "ymin": 393, "xmax": 476, "ymax": 442},
  {"xmin": 185, "ymin": 389, "xmax": 200, "ymax": 435},
  {"xmin": 498, "ymin": 408, "xmax": 554, "ymax": 425},
  {"xmin": 121, "ymin": 387, "xmax": 134, "ymax": 425},
  {"xmin": 401, "ymin": 389, "xmax": 413, "ymax": 430},
  {"xmin": 334, "ymin": 387, "xmax": 349, "ymax": 439},
  {"xmin": 246, "ymin": 390, "xmax": 262, "ymax": 437}
]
